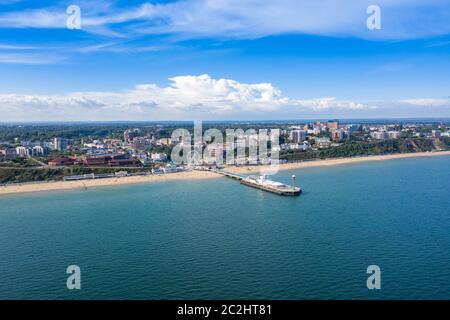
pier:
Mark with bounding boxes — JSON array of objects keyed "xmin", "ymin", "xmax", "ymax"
[
  {"xmin": 210, "ymin": 169, "xmax": 244, "ymax": 181},
  {"xmin": 210, "ymin": 169, "xmax": 301, "ymax": 196}
]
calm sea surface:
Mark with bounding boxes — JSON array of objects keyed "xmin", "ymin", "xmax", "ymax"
[{"xmin": 1, "ymin": 156, "xmax": 450, "ymax": 299}]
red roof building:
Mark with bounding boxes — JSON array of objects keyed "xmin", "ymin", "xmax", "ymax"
[{"xmin": 48, "ymin": 156, "xmax": 76, "ymax": 167}]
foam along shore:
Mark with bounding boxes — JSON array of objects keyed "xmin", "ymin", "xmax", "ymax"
[
  {"xmin": 224, "ymin": 151, "xmax": 450, "ymax": 174},
  {"xmin": 0, "ymin": 151, "xmax": 449, "ymax": 196},
  {"xmin": 0, "ymin": 170, "xmax": 219, "ymax": 196}
]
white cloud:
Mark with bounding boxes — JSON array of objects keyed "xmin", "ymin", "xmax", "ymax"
[
  {"xmin": 0, "ymin": 52, "xmax": 65, "ymax": 64},
  {"xmin": 0, "ymin": 8, "xmax": 66, "ymax": 28},
  {"xmin": 400, "ymin": 98, "xmax": 450, "ymax": 107},
  {"xmin": 0, "ymin": 43, "xmax": 37, "ymax": 50},
  {"xmin": 293, "ymin": 97, "xmax": 369, "ymax": 111},
  {"xmin": 2, "ymin": 75, "xmax": 450, "ymax": 121},
  {"xmin": 0, "ymin": 0, "xmax": 449, "ymax": 40},
  {"xmin": 0, "ymin": 74, "xmax": 375, "ymax": 121}
]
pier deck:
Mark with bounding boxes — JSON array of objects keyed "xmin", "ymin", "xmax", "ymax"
[
  {"xmin": 211, "ymin": 169, "xmax": 301, "ymax": 196},
  {"xmin": 211, "ymin": 170, "xmax": 244, "ymax": 181}
]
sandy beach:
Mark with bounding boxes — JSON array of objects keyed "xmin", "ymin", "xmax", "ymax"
[
  {"xmin": 0, "ymin": 170, "xmax": 219, "ymax": 196},
  {"xmin": 1, "ymin": 151, "xmax": 449, "ymax": 196},
  {"xmin": 224, "ymin": 151, "xmax": 450, "ymax": 174}
]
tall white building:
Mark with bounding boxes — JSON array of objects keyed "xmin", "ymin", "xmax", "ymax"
[
  {"xmin": 15, "ymin": 146, "xmax": 31, "ymax": 157},
  {"xmin": 53, "ymin": 137, "xmax": 67, "ymax": 151},
  {"xmin": 32, "ymin": 146, "xmax": 46, "ymax": 157},
  {"xmin": 290, "ymin": 130, "xmax": 307, "ymax": 143}
]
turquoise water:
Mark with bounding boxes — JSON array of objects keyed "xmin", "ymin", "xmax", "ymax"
[{"xmin": 0, "ymin": 156, "xmax": 450, "ymax": 299}]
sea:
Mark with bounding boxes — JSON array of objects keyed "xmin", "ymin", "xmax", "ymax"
[{"xmin": 0, "ymin": 155, "xmax": 449, "ymax": 299}]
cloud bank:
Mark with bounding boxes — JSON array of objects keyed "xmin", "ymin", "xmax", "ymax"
[{"xmin": 0, "ymin": 74, "xmax": 449, "ymax": 121}]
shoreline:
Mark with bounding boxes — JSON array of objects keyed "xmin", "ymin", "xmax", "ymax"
[
  {"xmin": 1, "ymin": 151, "xmax": 449, "ymax": 196},
  {"xmin": 0, "ymin": 170, "xmax": 219, "ymax": 196},
  {"xmin": 224, "ymin": 150, "xmax": 450, "ymax": 174}
]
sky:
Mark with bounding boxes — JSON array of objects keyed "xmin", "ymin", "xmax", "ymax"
[{"xmin": 0, "ymin": 0, "xmax": 450, "ymax": 121}]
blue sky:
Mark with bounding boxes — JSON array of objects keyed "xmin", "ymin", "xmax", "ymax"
[{"xmin": 0, "ymin": 0, "xmax": 450, "ymax": 121}]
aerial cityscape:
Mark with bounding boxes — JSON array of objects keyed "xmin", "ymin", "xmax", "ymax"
[
  {"xmin": 1, "ymin": 0, "xmax": 450, "ymax": 308},
  {"xmin": 0, "ymin": 119, "xmax": 449, "ymax": 191}
]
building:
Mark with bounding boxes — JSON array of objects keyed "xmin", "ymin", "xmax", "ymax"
[
  {"xmin": 150, "ymin": 152, "xmax": 168, "ymax": 162},
  {"xmin": 235, "ymin": 139, "xmax": 246, "ymax": 149},
  {"xmin": 136, "ymin": 155, "xmax": 152, "ymax": 166},
  {"xmin": 108, "ymin": 158, "xmax": 141, "ymax": 167},
  {"xmin": 290, "ymin": 130, "xmax": 307, "ymax": 143},
  {"xmin": 327, "ymin": 120, "xmax": 339, "ymax": 130},
  {"xmin": 315, "ymin": 137, "xmax": 332, "ymax": 149},
  {"xmin": 53, "ymin": 137, "xmax": 67, "ymax": 152},
  {"xmin": 312, "ymin": 127, "xmax": 321, "ymax": 135},
  {"xmin": 387, "ymin": 131, "xmax": 401, "ymax": 139},
  {"xmin": 124, "ymin": 128, "xmax": 142, "ymax": 143},
  {"xmin": 48, "ymin": 156, "xmax": 76, "ymax": 166},
  {"xmin": 15, "ymin": 146, "xmax": 31, "ymax": 157},
  {"xmin": 157, "ymin": 138, "xmax": 172, "ymax": 146},
  {"xmin": 371, "ymin": 131, "xmax": 389, "ymax": 140},
  {"xmin": 372, "ymin": 131, "xmax": 401, "ymax": 140},
  {"xmin": 80, "ymin": 154, "xmax": 141, "ymax": 167},
  {"xmin": 346, "ymin": 124, "xmax": 361, "ymax": 132},
  {"xmin": 247, "ymin": 134, "xmax": 259, "ymax": 148},
  {"xmin": 32, "ymin": 146, "xmax": 47, "ymax": 157},
  {"xmin": 14, "ymin": 145, "xmax": 47, "ymax": 157},
  {"xmin": 331, "ymin": 129, "xmax": 349, "ymax": 141},
  {"xmin": 283, "ymin": 141, "xmax": 311, "ymax": 151},
  {"xmin": 432, "ymin": 130, "xmax": 442, "ymax": 138},
  {"xmin": 131, "ymin": 137, "xmax": 148, "ymax": 150},
  {"xmin": 0, "ymin": 147, "xmax": 16, "ymax": 160}
]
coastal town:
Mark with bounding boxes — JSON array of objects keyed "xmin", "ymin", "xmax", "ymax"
[
  {"xmin": 3, "ymin": 0, "xmax": 450, "ymax": 304},
  {"xmin": 0, "ymin": 120, "xmax": 449, "ymax": 186}
]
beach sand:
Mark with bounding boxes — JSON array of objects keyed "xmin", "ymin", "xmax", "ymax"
[
  {"xmin": 1, "ymin": 151, "xmax": 449, "ymax": 196},
  {"xmin": 224, "ymin": 151, "xmax": 450, "ymax": 174},
  {"xmin": 0, "ymin": 170, "xmax": 219, "ymax": 196}
]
